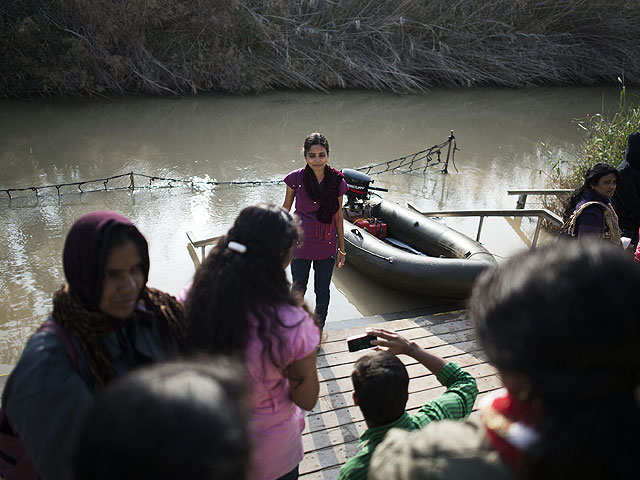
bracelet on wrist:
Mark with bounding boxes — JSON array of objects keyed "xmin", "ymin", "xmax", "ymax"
[{"xmin": 338, "ymin": 249, "xmax": 347, "ymax": 256}]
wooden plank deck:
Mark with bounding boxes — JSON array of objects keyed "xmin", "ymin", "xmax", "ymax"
[
  {"xmin": 300, "ymin": 309, "xmax": 503, "ymax": 480},
  {"xmin": 0, "ymin": 309, "xmax": 502, "ymax": 480}
]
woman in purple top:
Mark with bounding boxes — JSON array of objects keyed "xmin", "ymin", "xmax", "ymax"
[
  {"xmin": 283, "ymin": 132, "xmax": 349, "ymax": 329},
  {"xmin": 561, "ymin": 162, "xmax": 621, "ymax": 244}
]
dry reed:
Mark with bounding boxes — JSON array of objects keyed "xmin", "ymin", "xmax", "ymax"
[{"xmin": 1, "ymin": 0, "xmax": 640, "ymax": 97}]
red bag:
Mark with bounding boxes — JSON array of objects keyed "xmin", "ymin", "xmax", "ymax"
[
  {"xmin": 0, "ymin": 321, "xmax": 77, "ymax": 480},
  {"xmin": 354, "ymin": 218, "xmax": 388, "ymax": 239}
]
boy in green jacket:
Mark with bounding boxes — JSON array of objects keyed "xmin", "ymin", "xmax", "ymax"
[{"xmin": 338, "ymin": 328, "xmax": 478, "ymax": 480}]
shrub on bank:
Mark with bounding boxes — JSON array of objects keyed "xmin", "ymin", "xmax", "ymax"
[
  {"xmin": 2, "ymin": 0, "xmax": 640, "ymax": 97},
  {"xmin": 543, "ymin": 83, "xmax": 640, "ymax": 216}
]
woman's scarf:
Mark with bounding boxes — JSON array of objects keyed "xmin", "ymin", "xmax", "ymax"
[
  {"xmin": 481, "ymin": 388, "xmax": 541, "ymax": 474},
  {"xmin": 53, "ymin": 286, "xmax": 184, "ymax": 391},
  {"xmin": 565, "ymin": 200, "xmax": 622, "ymax": 246},
  {"xmin": 303, "ymin": 165, "xmax": 344, "ymax": 224}
]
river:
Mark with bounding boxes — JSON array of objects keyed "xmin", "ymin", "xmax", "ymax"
[{"xmin": 0, "ymin": 86, "xmax": 630, "ymax": 364}]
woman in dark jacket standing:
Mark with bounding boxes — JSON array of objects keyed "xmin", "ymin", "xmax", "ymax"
[
  {"xmin": 612, "ymin": 131, "xmax": 640, "ymax": 246},
  {"xmin": 1, "ymin": 211, "xmax": 184, "ymax": 480},
  {"xmin": 561, "ymin": 162, "xmax": 622, "ymax": 245}
]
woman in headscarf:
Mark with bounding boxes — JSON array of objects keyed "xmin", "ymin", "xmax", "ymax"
[
  {"xmin": 283, "ymin": 132, "xmax": 348, "ymax": 329},
  {"xmin": 1, "ymin": 211, "xmax": 184, "ymax": 480}
]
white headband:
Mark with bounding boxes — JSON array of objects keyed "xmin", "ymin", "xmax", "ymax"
[{"xmin": 227, "ymin": 241, "xmax": 247, "ymax": 254}]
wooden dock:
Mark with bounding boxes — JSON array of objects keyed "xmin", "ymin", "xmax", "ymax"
[
  {"xmin": 300, "ymin": 309, "xmax": 502, "ymax": 479},
  {"xmin": 0, "ymin": 309, "xmax": 502, "ymax": 480}
]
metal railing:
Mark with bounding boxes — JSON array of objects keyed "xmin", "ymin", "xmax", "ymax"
[
  {"xmin": 407, "ymin": 204, "xmax": 562, "ymax": 250},
  {"xmin": 186, "ymin": 231, "xmax": 221, "ymax": 267},
  {"xmin": 186, "ymin": 192, "xmax": 565, "ymax": 267},
  {"xmin": 507, "ymin": 189, "xmax": 572, "ymax": 209}
]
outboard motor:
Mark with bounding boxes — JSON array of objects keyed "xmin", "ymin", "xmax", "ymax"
[
  {"xmin": 342, "ymin": 168, "xmax": 372, "ymax": 207},
  {"xmin": 341, "ymin": 168, "xmax": 388, "ymax": 219}
]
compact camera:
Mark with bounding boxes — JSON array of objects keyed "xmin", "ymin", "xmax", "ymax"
[{"xmin": 346, "ymin": 333, "xmax": 377, "ymax": 352}]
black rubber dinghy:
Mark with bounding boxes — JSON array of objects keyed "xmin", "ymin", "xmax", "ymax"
[{"xmin": 343, "ymin": 200, "xmax": 496, "ymax": 299}]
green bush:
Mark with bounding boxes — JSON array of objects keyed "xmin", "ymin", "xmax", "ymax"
[{"xmin": 544, "ymin": 82, "xmax": 640, "ymax": 216}]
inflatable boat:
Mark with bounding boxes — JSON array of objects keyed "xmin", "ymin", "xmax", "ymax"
[{"xmin": 342, "ymin": 169, "xmax": 496, "ymax": 299}]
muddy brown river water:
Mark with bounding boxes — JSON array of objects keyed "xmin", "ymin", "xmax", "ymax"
[{"xmin": 0, "ymin": 86, "xmax": 633, "ymax": 364}]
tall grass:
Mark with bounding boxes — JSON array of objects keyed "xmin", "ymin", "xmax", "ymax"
[
  {"xmin": 2, "ymin": 0, "xmax": 640, "ymax": 97},
  {"xmin": 543, "ymin": 81, "xmax": 640, "ymax": 216}
]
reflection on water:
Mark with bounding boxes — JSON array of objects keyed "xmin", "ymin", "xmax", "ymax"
[{"xmin": 0, "ymin": 86, "xmax": 633, "ymax": 364}]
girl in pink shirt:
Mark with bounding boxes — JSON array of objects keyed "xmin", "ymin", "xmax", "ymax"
[{"xmin": 184, "ymin": 204, "xmax": 321, "ymax": 480}]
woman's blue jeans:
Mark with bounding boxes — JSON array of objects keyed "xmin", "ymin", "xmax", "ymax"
[{"xmin": 290, "ymin": 255, "xmax": 335, "ymax": 329}]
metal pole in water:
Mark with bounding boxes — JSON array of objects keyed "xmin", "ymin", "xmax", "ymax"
[{"xmin": 443, "ymin": 130, "xmax": 454, "ymax": 174}]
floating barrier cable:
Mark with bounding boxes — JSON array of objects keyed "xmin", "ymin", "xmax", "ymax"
[
  {"xmin": 1, "ymin": 134, "xmax": 456, "ymax": 200},
  {"xmin": 355, "ymin": 131, "xmax": 457, "ymax": 175},
  {"xmin": 1, "ymin": 172, "xmax": 283, "ymax": 200}
]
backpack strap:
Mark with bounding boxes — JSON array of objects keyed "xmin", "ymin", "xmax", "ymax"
[{"xmin": 36, "ymin": 320, "xmax": 77, "ymax": 370}]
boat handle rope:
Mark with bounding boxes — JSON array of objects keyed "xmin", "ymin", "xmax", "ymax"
[{"xmin": 345, "ymin": 231, "xmax": 395, "ymax": 263}]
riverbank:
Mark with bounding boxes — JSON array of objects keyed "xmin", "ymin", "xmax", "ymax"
[{"xmin": 2, "ymin": 1, "xmax": 640, "ymax": 98}]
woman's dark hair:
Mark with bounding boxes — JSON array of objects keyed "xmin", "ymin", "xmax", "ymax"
[
  {"xmin": 184, "ymin": 203, "xmax": 308, "ymax": 367},
  {"xmin": 562, "ymin": 162, "xmax": 619, "ymax": 220},
  {"xmin": 72, "ymin": 358, "xmax": 250, "ymax": 480},
  {"xmin": 469, "ymin": 241, "xmax": 640, "ymax": 479},
  {"xmin": 303, "ymin": 132, "xmax": 330, "ymax": 156}
]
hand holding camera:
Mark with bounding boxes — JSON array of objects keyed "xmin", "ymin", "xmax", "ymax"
[
  {"xmin": 347, "ymin": 328, "xmax": 416, "ymax": 356},
  {"xmin": 364, "ymin": 328, "xmax": 415, "ymax": 356},
  {"xmin": 347, "ymin": 327, "xmax": 447, "ymax": 377}
]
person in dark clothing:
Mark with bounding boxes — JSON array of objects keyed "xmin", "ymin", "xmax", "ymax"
[
  {"xmin": 612, "ymin": 132, "xmax": 640, "ymax": 247},
  {"xmin": 1, "ymin": 211, "xmax": 184, "ymax": 480},
  {"xmin": 369, "ymin": 241, "xmax": 640, "ymax": 480},
  {"xmin": 561, "ymin": 162, "xmax": 621, "ymax": 245},
  {"xmin": 72, "ymin": 358, "xmax": 250, "ymax": 480}
]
